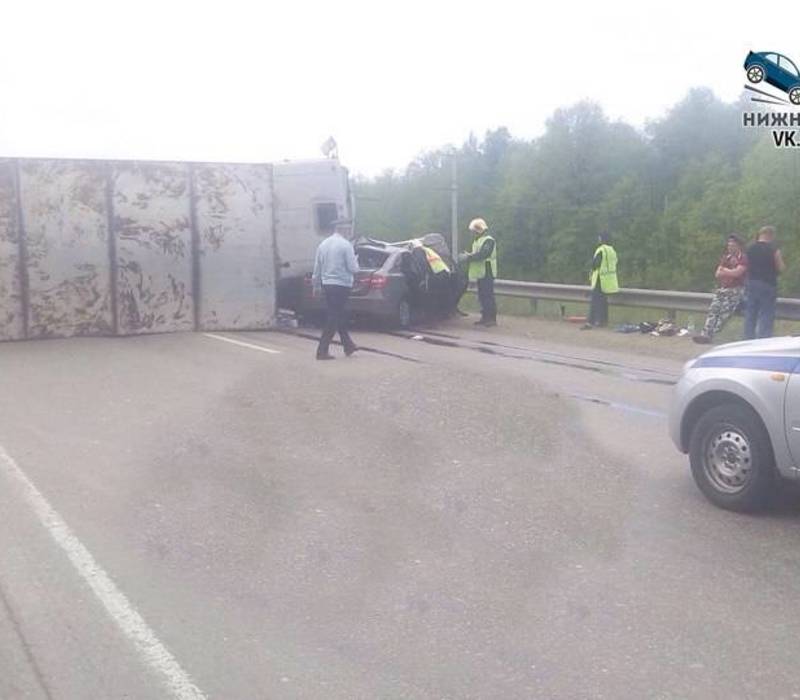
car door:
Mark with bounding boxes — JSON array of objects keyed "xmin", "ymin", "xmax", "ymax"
[
  {"xmin": 763, "ymin": 53, "xmax": 784, "ymax": 89},
  {"xmin": 778, "ymin": 55, "xmax": 800, "ymax": 88},
  {"xmin": 783, "ymin": 372, "xmax": 800, "ymax": 465}
]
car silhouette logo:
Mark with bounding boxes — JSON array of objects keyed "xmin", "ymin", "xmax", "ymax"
[{"xmin": 744, "ymin": 51, "xmax": 800, "ymax": 105}]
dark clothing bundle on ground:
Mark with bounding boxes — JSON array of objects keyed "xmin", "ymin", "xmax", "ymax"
[{"xmin": 614, "ymin": 321, "xmax": 679, "ymax": 336}]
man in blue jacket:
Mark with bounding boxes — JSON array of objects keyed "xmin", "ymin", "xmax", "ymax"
[{"xmin": 312, "ymin": 219, "xmax": 359, "ymax": 360}]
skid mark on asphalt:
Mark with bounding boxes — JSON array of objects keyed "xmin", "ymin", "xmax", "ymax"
[
  {"xmin": 203, "ymin": 333, "xmax": 281, "ymax": 354},
  {"xmin": 277, "ymin": 328, "xmax": 667, "ymax": 418},
  {"xmin": 0, "ymin": 444, "xmax": 206, "ymax": 700},
  {"xmin": 567, "ymin": 393, "xmax": 667, "ymax": 418},
  {"xmin": 387, "ymin": 330, "xmax": 678, "ymax": 385},
  {"xmin": 280, "ymin": 330, "xmax": 423, "ymax": 363}
]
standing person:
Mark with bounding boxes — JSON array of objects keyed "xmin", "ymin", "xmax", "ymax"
[
  {"xmin": 581, "ymin": 233, "xmax": 619, "ymax": 330},
  {"xmin": 411, "ymin": 239, "xmax": 452, "ymax": 319},
  {"xmin": 693, "ymin": 234, "xmax": 747, "ymax": 344},
  {"xmin": 460, "ymin": 218, "xmax": 497, "ymax": 327},
  {"xmin": 312, "ymin": 219, "xmax": 359, "ymax": 360},
  {"xmin": 744, "ymin": 225, "xmax": 786, "ymax": 340}
]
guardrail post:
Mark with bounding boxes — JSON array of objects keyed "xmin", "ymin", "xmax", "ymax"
[
  {"xmin": 481, "ymin": 279, "xmax": 800, "ymax": 323},
  {"xmin": 529, "ymin": 298, "xmax": 538, "ymax": 315}
]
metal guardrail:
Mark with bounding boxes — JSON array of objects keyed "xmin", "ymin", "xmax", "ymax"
[{"xmin": 470, "ymin": 279, "xmax": 800, "ymax": 322}]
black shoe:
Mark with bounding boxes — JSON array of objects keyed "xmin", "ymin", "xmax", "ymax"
[
  {"xmin": 316, "ymin": 353, "xmax": 335, "ymax": 360},
  {"xmin": 344, "ymin": 346, "xmax": 359, "ymax": 357},
  {"xmin": 483, "ymin": 319, "xmax": 497, "ymax": 327},
  {"xmin": 474, "ymin": 319, "xmax": 487, "ymax": 326}
]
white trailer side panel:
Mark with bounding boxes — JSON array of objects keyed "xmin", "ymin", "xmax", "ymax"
[
  {"xmin": 194, "ymin": 163, "xmax": 275, "ymax": 329},
  {"xmin": 20, "ymin": 160, "xmax": 113, "ymax": 338},
  {"xmin": 112, "ymin": 162, "xmax": 194, "ymax": 335},
  {"xmin": 0, "ymin": 161, "xmax": 23, "ymax": 340}
]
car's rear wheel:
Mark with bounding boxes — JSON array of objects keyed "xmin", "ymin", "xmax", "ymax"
[
  {"xmin": 395, "ymin": 298, "xmax": 412, "ymax": 329},
  {"xmin": 689, "ymin": 403, "xmax": 775, "ymax": 512},
  {"xmin": 790, "ymin": 87, "xmax": 800, "ymax": 105},
  {"xmin": 746, "ymin": 65, "xmax": 765, "ymax": 83}
]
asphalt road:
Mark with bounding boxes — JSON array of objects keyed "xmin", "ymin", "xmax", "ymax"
[{"xmin": 2, "ymin": 319, "xmax": 800, "ymax": 699}]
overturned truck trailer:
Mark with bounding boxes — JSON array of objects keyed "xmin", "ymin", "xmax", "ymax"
[{"xmin": 0, "ymin": 157, "xmax": 351, "ymax": 341}]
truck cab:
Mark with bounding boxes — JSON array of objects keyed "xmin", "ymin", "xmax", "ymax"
[{"xmin": 273, "ymin": 159, "xmax": 352, "ymax": 310}]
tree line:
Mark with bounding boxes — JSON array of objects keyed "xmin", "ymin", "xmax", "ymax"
[{"xmin": 352, "ymin": 88, "xmax": 800, "ymax": 295}]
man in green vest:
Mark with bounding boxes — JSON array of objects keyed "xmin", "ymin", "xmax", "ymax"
[
  {"xmin": 460, "ymin": 218, "xmax": 498, "ymax": 327},
  {"xmin": 581, "ymin": 232, "xmax": 619, "ymax": 330}
]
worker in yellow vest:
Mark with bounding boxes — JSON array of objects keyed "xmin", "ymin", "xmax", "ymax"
[
  {"xmin": 582, "ymin": 232, "xmax": 619, "ymax": 330},
  {"xmin": 412, "ymin": 240, "xmax": 452, "ymax": 318},
  {"xmin": 421, "ymin": 244, "xmax": 450, "ymax": 275},
  {"xmin": 459, "ymin": 218, "xmax": 497, "ymax": 327}
]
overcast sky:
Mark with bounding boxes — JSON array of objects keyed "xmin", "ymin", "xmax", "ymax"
[{"xmin": 0, "ymin": 1, "xmax": 795, "ymax": 176}]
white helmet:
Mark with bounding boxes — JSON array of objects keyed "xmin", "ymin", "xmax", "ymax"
[{"xmin": 468, "ymin": 218, "xmax": 488, "ymax": 234}]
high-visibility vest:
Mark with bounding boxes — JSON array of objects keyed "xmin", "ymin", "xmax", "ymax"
[
  {"xmin": 422, "ymin": 246, "xmax": 450, "ymax": 274},
  {"xmin": 468, "ymin": 234, "xmax": 497, "ymax": 281},
  {"xmin": 590, "ymin": 244, "xmax": 619, "ymax": 294}
]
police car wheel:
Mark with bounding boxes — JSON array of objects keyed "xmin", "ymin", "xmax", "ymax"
[
  {"xmin": 790, "ymin": 87, "xmax": 800, "ymax": 105},
  {"xmin": 689, "ymin": 403, "xmax": 775, "ymax": 512}
]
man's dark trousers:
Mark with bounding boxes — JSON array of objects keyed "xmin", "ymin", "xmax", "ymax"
[
  {"xmin": 744, "ymin": 279, "xmax": 777, "ymax": 339},
  {"xmin": 477, "ymin": 276, "xmax": 497, "ymax": 322},
  {"xmin": 588, "ymin": 284, "xmax": 608, "ymax": 327},
  {"xmin": 317, "ymin": 284, "xmax": 356, "ymax": 357}
]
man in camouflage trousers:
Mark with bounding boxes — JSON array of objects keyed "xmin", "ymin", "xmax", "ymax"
[{"xmin": 694, "ymin": 234, "xmax": 747, "ymax": 344}]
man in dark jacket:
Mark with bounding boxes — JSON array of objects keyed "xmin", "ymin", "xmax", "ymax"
[{"xmin": 744, "ymin": 225, "xmax": 786, "ymax": 340}]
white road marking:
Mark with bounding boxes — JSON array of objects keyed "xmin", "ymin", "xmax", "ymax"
[
  {"xmin": 0, "ymin": 444, "xmax": 206, "ymax": 700},
  {"xmin": 203, "ymin": 333, "xmax": 281, "ymax": 354}
]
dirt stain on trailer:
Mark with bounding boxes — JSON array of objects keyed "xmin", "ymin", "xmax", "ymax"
[
  {"xmin": 113, "ymin": 163, "xmax": 194, "ymax": 335},
  {"xmin": 20, "ymin": 160, "xmax": 113, "ymax": 338},
  {"xmin": 0, "ymin": 161, "xmax": 22, "ymax": 340}
]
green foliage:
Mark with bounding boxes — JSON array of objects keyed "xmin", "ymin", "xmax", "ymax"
[{"xmin": 354, "ymin": 90, "xmax": 800, "ymax": 294}]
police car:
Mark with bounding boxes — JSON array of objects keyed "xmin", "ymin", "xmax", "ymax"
[{"xmin": 670, "ymin": 336, "xmax": 800, "ymax": 511}]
